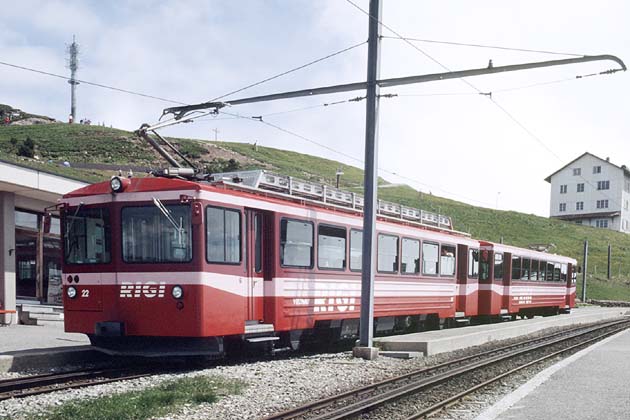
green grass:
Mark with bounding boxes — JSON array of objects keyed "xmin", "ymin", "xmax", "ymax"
[
  {"xmin": 20, "ymin": 376, "xmax": 243, "ymax": 420},
  {"xmin": 1, "ymin": 118, "xmax": 629, "ymax": 301}
]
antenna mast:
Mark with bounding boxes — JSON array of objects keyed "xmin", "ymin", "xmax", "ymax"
[{"xmin": 66, "ymin": 35, "xmax": 80, "ymax": 123}]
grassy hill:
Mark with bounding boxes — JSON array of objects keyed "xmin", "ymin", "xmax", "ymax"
[{"xmin": 1, "ymin": 112, "xmax": 629, "ymax": 301}]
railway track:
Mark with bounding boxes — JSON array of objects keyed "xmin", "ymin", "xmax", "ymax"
[
  {"xmin": 264, "ymin": 319, "xmax": 630, "ymax": 420},
  {"xmin": 0, "ymin": 366, "xmax": 169, "ymax": 401}
]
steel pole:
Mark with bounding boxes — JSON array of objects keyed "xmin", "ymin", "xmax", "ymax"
[
  {"xmin": 581, "ymin": 240, "xmax": 588, "ymax": 302},
  {"xmin": 359, "ymin": 0, "xmax": 382, "ymax": 348},
  {"xmin": 607, "ymin": 243, "xmax": 611, "ymax": 280}
]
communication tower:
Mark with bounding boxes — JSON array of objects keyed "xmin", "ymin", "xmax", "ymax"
[{"xmin": 66, "ymin": 36, "xmax": 80, "ymax": 123}]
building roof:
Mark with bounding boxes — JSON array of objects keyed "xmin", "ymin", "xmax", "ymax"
[
  {"xmin": 551, "ymin": 211, "xmax": 621, "ymax": 221},
  {"xmin": 544, "ymin": 152, "xmax": 630, "ymax": 183}
]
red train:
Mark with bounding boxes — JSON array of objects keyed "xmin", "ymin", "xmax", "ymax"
[{"xmin": 59, "ymin": 170, "xmax": 576, "ymax": 356}]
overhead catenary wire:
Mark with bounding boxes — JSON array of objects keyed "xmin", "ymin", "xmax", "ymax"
[
  {"xmin": 219, "ymin": 109, "xmax": 495, "ymax": 207},
  {"xmin": 207, "ymin": 41, "xmax": 367, "ymax": 102},
  {"xmin": 343, "ymin": 0, "xmax": 624, "ymax": 210},
  {"xmin": 380, "ymin": 35, "xmax": 585, "ymax": 57}
]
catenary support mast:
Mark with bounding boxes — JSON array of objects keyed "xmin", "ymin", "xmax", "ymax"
[{"xmin": 358, "ymin": 0, "xmax": 382, "ymax": 352}]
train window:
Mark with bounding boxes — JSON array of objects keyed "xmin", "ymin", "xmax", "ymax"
[
  {"xmin": 494, "ymin": 253, "xmax": 504, "ymax": 280},
  {"xmin": 561, "ymin": 264, "xmax": 568, "ymax": 283},
  {"xmin": 280, "ymin": 219, "xmax": 313, "ymax": 268},
  {"xmin": 422, "ymin": 242, "xmax": 439, "ymax": 275},
  {"xmin": 401, "ymin": 238, "xmax": 420, "ymax": 274},
  {"xmin": 377, "ymin": 234, "xmax": 399, "ymax": 273},
  {"xmin": 468, "ymin": 249, "xmax": 479, "ymax": 278},
  {"xmin": 553, "ymin": 263, "xmax": 562, "ymax": 282},
  {"xmin": 539, "ymin": 261, "xmax": 547, "ymax": 281},
  {"xmin": 254, "ymin": 214, "xmax": 262, "ymax": 272},
  {"xmin": 318, "ymin": 225, "xmax": 346, "ymax": 270},
  {"xmin": 350, "ymin": 229, "xmax": 363, "ymax": 271},
  {"xmin": 440, "ymin": 244, "xmax": 456, "ymax": 276},
  {"xmin": 205, "ymin": 206, "xmax": 241, "ymax": 264},
  {"xmin": 511, "ymin": 256, "xmax": 521, "ymax": 280},
  {"xmin": 547, "ymin": 262, "xmax": 555, "ymax": 282},
  {"xmin": 479, "ymin": 250, "xmax": 490, "ymax": 280},
  {"xmin": 64, "ymin": 207, "xmax": 111, "ymax": 264},
  {"xmin": 521, "ymin": 258, "xmax": 530, "ymax": 280},
  {"xmin": 530, "ymin": 260, "xmax": 539, "ymax": 281},
  {"xmin": 123, "ymin": 204, "xmax": 192, "ymax": 263}
]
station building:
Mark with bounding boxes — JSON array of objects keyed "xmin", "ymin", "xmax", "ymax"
[{"xmin": 0, "ymin": 160, "xmax": 87, "ymax": 324}]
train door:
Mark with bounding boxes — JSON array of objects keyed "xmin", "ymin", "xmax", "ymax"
[{"xmin": 245, "ymin": 209, "xmax": 265, "ymax": 322}]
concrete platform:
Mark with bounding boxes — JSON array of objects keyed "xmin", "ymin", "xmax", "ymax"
[
  {"xmin": 374, "ymin": 307, "xmax": 629, "ymax": 356},
  {"xmin": 0, "ymin": 322, "xmax": 99, "ymax": 372},
  {"xmin": 475, "ymin": 327, "xmax": 630, "ymax": 420}
]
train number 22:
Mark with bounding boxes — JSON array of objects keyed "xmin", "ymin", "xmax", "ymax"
[{"xmin": 81, "ymin": 289, "xmax": 90, "ymax": 298}]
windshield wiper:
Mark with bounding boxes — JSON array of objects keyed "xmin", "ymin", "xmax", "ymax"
[{"xmin": 152, "ymin": 197, "xmax": 185, "ymax": 244}]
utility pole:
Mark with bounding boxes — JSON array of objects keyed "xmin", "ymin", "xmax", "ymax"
[
  {"xmin": 582, "ymin": 240, "xmax": 588, "ymax": 302},
  {"xmin": 354, "ymin": 0, "xmax": 382, "ymax": 360},
  {"xmin": 67, "ymin": 36, "xmax": 80, "ymax": 124},
  {"xmin": 607, "ymin": 243, "xmax": 611, "ymax": 280},
  {"xmin": 212, "ymin": 128, "xmax": 220, "ymax": 141}
]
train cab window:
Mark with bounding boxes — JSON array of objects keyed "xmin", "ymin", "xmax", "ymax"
[
  {"xmin": 280, "ymin": 219, "xmax": 313, "ymax": 268},
  {"xmin": 350, "ymin": 229, "xmax": 363, "ymax": 271},
  {"xmin": 440, "ymin": 244, "xmax": 456, "ymax": 276},
  {"xmin": 494, "ymin": 253, "xmax": 504, "ymax": 280},
  {"xmin": 123, "ymin": 204, "xmax": 192, "ymax": 263},
  {"xmin": 64, "ymin": 207, "xmax": 111, "ymax": 264},
  {"xmin": 561, "ymin": 264, "xmax": 568, "ymax": 283},
  {"xmin": 206, "ymin": 206, "xmax": 241, "ymax": 264},
  {"xmin": 254, "ymin": 214, "xmax": 262, "ymax": 273},
  {"xmin": 512, "ymin": 256, "xmax": 521, "ymax": 280},
  {"xmin": 479, "ymin": 250, "xmax": 490, "ymax": 280},
  {"xmin": 468, "ymin": 249, "xmax": 479, "ymax": 278},
  {"xmin": 422, "ymin": 242, "xmax": 439, "ymax": 275},
  {"xmin": 539, "ymin": 261, "xmax": 547, "ymax": 281},
  {"xmin": 530, "ymin": 260, "xmax": 539, "ymax": 281},
  {"xmin": 377, "ymin": 234, "xmax": 399, "ymax": 273},
  {"xmin": 401, "ymin": 238, "xmax": 420, "ymax": 274},
  {"xmin": 318, "ymin": 225, "xmax": 346, "ymax": 270},
  {"xmin": 547, "ymin": 262, "xmax": 555, "ymax": 282},
  {"xmin": 521, "ymin": 258, "xmax": 531, "ymax": 280},
  {"xmin": 553, "ymin": 263, "xmax": 562, "ymax": 282}
]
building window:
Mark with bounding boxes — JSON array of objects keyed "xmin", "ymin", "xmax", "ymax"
[
  {"xmin": 280, "ymin": 219, "xmax": 313, "ymax": 268},
  {"xmin": 377, "ymin": 234, "xmax": 399, "ymax": 273},
  {"xmin": 575, "ymin": 220, "xmax": 583, "ymax": 225},
  {"xmin": 593, "ymin": 165, "xmax": 601, "ymax": 174},
  {"xmin": 317, "ymin": 224, "xmax": 346, "ymax": 270},
  {"xmin": 559, "ymin": 203, "xmax": 566, "ymax": 212},
  {"xmin": 206, "ymin": 207, "xmax": 241, "ymax": 264},
  {"xmin": 577, "ymin": 183, "xmax": 584, "ymax": 192},
  {"xmin": 596, "ymin": 199, "xmax": 609, "ymax": 209},
  {"xmin": 596, "ymin": 219, "xmax": 609, "ymax": 228},
  {"xmin": 597, "ymin": 180, "xmax": 610, "ymax": 190},
  {"xmin": 576, "ymin": 202, "xmax": 584, "ymax": 211},
  {"xmin": 625, "ymin": 200, "xmax": 629, "ymax": 211},
  {"xmin": 573, "ymin": 168, "xmax": 581, "ymax": 176},
  {"xmin": 401, "ymin": 238, "xmax": 420, "ymax": 274},
  {"xmin": 560, "ymin": 185, "xmax": 567, "ymax": 194}
]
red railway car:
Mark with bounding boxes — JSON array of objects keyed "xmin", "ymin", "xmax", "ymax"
[
  {"xmin": 478, "ymin": 242, "xmax": 577, "ymax": 319},
  {"xmin": 59, "ymin": 170, "xmax": 576, "ymax": 356}
]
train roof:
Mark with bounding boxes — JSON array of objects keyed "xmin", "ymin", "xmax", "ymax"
[{"xmin": 479, "ymin": 241, "xmax": 577, "ymax": 264}]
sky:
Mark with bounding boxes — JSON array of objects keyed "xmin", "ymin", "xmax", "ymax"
[{"xmin": 1, "ymin": 0, "xmax": 628, "ymax": 217}]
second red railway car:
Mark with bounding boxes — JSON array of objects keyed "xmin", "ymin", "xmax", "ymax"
[{"xmin": 60, "ymin": 170, "xmax": 576, "ymax": 356}]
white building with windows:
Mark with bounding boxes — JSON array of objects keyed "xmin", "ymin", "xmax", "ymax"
[{"xmin": 545, "ymin": 152, "xmax": 630, "ymax": 232}]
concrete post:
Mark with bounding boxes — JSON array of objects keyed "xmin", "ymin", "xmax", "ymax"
[{"xmin": 0, "ymin": 192, "xmax": 16, "ymax": 324}]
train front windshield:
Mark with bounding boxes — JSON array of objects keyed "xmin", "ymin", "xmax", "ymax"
[
  {"xmin": 64, "ymin": 207, "xmax": 112, "ymax": 264},
  {"xmin": 122, "ymin": 204, "xmax": 192, "ymax": 263}
]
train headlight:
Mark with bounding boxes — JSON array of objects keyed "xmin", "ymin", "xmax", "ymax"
[
  {"xmin": 110, "ymin": 176, "xmax": 128, "ymax": 193},
  {"xmin": 172, "ymin": 285, "xmax": 184, "ymax": 299},
  {"xmin": 67, "ymin": 286, "xmax": 77, "ymax": 299}
]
